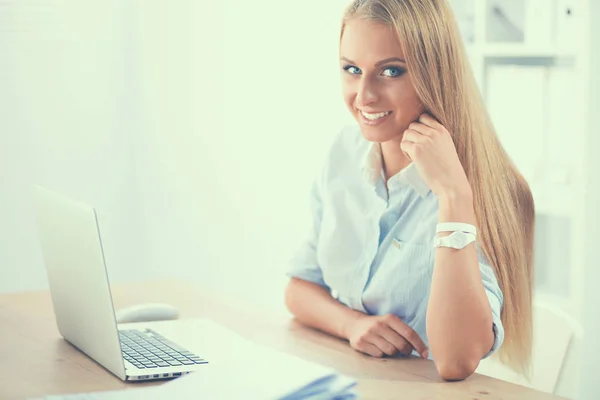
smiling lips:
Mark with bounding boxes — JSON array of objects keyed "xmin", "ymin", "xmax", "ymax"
[{"xmin": 359, "ymin": 110, "xmax": 392, "ymax": 126}]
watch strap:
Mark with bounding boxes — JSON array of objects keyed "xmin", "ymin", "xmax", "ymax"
[{"xmin": 436, "ymin": 222, "xmax": 477, "ymax": 235}]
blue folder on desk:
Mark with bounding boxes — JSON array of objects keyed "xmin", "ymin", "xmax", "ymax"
[{"xmin": 36, "ymin": 343, "xmax": 358, "ymax": 400}]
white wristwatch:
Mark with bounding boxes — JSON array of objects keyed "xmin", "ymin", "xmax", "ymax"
[{"xmin": 434, "ymin": 231, "xmax": 476, "ymax": 249}]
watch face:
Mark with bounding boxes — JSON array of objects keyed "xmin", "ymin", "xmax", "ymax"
[{"xmin": 452, "ymin": 231, "xmax": 467, "ymax": 248}]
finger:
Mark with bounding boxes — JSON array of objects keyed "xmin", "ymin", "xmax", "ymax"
[
  {"xmin": 356, "ymin": 341, "xmax": 384, "ymax": 358},
  {"xmin": 402, "ymin": 129, "xmax": 428, "ymax": 143},
  {"xmin": 408, "ymin": 122, "xmax": 436, "ymax": 137},
  {"xmin": 400, "ymin": 140, "xmax": 415, "ymax": 161},
  {"xmin": 398, "ymin": 342, "xmax": 414, "ymax": 356},
  {"xmin": 378, "ymin": 325, "xmax": 413, "ymax": 356},
  {"xmin": 418, "ymin": 113, "xmax": 444, "ymax": 130},
  {"xmin": 366, "ymin": 333, "xmax": 397, "ymax": 357},
  {"xmin": 385, "ymin": 315, "xmax": 428, "ymax": 357}
]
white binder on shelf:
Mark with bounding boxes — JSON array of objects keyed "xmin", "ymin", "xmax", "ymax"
[
  {"xmin": 544, "ymin": 65, "xmax": 579, "ymax": 215},
  {"xmin": 486, "ymin": 64, "xmax": 547, "ymax": 210},
  {"xmin": 524, "ymin": 0, "xmax": 556, "ymax": 48},
  {"xmin": 555, "ymin": 0, "xmax": 579, "ymax": 54}
]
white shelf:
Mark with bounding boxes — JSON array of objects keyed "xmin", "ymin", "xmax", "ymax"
[
  {"xmin": 467, "ymin": 44, "xmax": 575, "ymax": 59},
  {"xmin": 534, "ymin": 201, "xmax": 572, "ymax": 219},
  {"xmin": 529, "ymin": 182, "xmax": 578, "ymax": 219},
  {"xmin": 534, "ymin": 289, "xmax": 573, "ymax": 315},
  {"xmin": 481, "ymin": 44, "xmax": 574, "ymax": 59},
  {"xmin": 455, "ymin": 0, "xmax": 590, "ymax": 323}
]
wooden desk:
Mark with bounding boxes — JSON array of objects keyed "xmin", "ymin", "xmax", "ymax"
[{"xmin": 0, "ymin": 280, "xmax": 564, "ymax": 400}]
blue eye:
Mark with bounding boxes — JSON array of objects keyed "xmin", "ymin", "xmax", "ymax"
[
  {"xmin": 382, "ymin": 66, "xmax": 405, "ymax": 77},
  {"xmin": 343, "ymin": 65, "xmax": 361, "ymax": 75}
]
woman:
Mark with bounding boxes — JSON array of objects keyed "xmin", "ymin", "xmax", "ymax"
[{"xmin": 284, "ymin": 0, "xmax": 534, "ymax": 381}]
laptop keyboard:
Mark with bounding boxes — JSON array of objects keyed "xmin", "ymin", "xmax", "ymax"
[{"xmin": 119, "ymin": 328, "xmax": 207, "ymax": 369}]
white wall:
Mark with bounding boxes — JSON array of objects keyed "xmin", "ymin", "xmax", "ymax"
[
  {"xmin": 0, "ymin": 0, "xmax": 352, "ymax": 312},
  {"xmin": 128, "ymin": 0, "xmax": 353, "ymax": 310},
  {"xmin": 0, "ymin": 0, "xmax": 151, "ymax": 292}
]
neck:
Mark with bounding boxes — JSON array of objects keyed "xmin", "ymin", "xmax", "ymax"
[{"xmin": 381, "ymin": 139, "xmax": 411, "ymax": 180}]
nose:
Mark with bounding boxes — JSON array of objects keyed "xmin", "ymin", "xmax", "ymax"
[{"xmin": 356, "ymin": 76, "xmax": 379, "ymax": 107}]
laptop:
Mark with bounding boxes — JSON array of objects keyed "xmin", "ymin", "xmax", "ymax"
[{"xmin": 30, "ymin": 185, "xmax": 227, "ymax": 382}]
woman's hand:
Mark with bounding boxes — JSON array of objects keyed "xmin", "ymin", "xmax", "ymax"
[
  {"xmin": 343, "ymin": 313, "xmax": 429, "ymax": 358},
  {"xmin": 400, "ymin": 113, "xmax": 472, "ymax": 199}
]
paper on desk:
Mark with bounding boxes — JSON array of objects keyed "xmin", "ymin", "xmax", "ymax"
[
  {"xmin": 36, "ymin": 342, "xmax": 357, "ymax": 400},
  {"xmin": 152, "ymin": 342, "xmax": 358, "ymax": 399},
  {"xmin": 37, "ymin": 389, "xmax": 155, "ymax": 400}
]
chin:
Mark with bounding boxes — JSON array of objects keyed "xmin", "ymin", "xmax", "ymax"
[{"xmin": 358, "ymin": 124, "xmax": 400, "ymax": 143}]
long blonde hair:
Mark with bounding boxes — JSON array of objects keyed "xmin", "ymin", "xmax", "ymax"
[{"xmin": 341, "ymin": 0, "xmax": 535, "ymax": 377}]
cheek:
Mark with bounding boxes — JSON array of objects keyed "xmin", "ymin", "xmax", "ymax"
[
  {"xmin": 389, "ymin": 85, "xmax": 423, "ymax": 117},
  {"xmin": 388, "ymin": 83, "xmax": 417, "ymax": 107}
]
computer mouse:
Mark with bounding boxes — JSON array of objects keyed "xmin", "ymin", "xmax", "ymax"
[{"xmin": 115, "ymin": 303, "xmax": 180, "ymax": 324}]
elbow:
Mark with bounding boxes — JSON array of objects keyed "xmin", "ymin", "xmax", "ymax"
[
  {"xmin": 284, "ymin": 278, "xmax": 304, "ymax": 316},
  {"xmin": 284, "ymin": 280, "xmax": 296, "ymax": 314},
  {"xmin": 435, "ymin": 356, "xmax": 480, "ymax": 381},
  {"xmin": 428, "ymin": 317, "xmax": 493, "ymax": 381}
]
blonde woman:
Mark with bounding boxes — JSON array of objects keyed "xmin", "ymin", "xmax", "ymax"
[{"xmin": 284, "ymin": 0, "xmax": 534, "ymax": 381}]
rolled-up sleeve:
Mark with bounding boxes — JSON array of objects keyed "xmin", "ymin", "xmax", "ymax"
[
  {"xmin": 478, "ymin": 247, "xmax": 505, "ymax": 358},
  {"xmin": 286, "ymin": 177, "xmax": 329, "ymax": 289}
]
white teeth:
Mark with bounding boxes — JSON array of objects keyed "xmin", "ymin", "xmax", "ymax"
[{"xmin": 361, "ymin": 110, "xmax": 391, "ymax": 120}]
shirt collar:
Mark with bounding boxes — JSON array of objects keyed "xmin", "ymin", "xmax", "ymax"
[{"xmin": 360, "ymin": 141, "xmax": 431, "ymax": 198}]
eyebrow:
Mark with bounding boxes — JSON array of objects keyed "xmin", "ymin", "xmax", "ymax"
[{"xmin": 340, "ymin": 56, "xmax": 406, "ymax": 66}]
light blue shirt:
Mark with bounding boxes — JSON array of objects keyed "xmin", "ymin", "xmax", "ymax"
[{"xmin": 287, "ymin": 125, "xmax": 504, "ymax": 359}]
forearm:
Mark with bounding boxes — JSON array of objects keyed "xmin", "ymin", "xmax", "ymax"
[
  {"xmin": 284, "ymin": 277, "xmax": 364, "ymax": 339},
  {"xmin": 426, "ymin": 190, "xmax": 494, "ymax": 380}
]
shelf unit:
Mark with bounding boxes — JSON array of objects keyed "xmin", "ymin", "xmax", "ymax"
[
  {"xmin": 478, "ymin": 44, "xmax": 575, "ymax": 58},
  {"xmin": 450, "ymin": 0, "xmax": 590, "ymax": 320}
]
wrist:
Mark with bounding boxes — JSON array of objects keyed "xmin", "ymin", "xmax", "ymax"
[
  {"xmin": 438, "ymin": 189, "xmax": 476, "ymax": 225},
  {"xmin": 340, "ymin": 310, "xmax": 366, "ymax": 339},
  {"xmin": 438, "ymin": 181, "xmax": 473, "ymax": 203}
]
